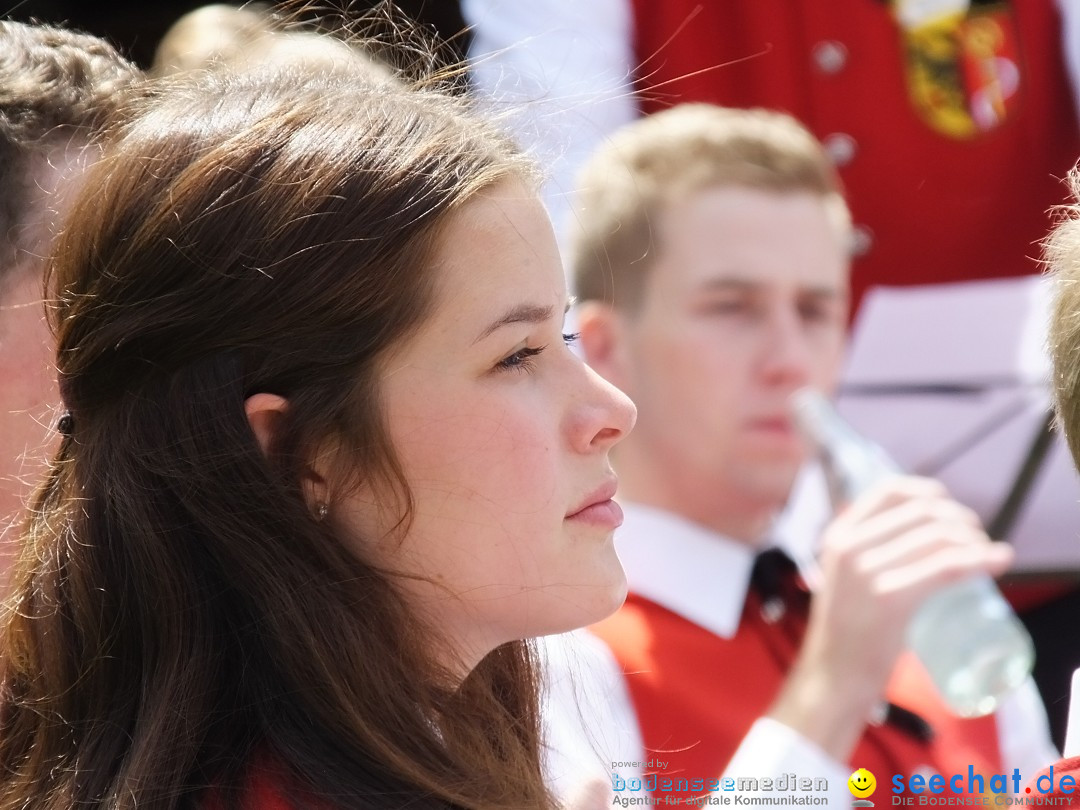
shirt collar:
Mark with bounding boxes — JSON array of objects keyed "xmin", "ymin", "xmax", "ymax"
[
  {"xmin": 616, "ymin": 502, "xmax": 760, "ymax": 639},
  {"xmin": 615, "ymin": 468, "xmax": 831, "ymax": 638}
]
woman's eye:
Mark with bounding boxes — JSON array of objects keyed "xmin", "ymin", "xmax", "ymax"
[
  {"xmin": 494, "ymin": 331, "xmax": 577, "ymax": 373},
  {"xmin": 496, "ymin": 345, "xmax": 545, "ymax": 373}
]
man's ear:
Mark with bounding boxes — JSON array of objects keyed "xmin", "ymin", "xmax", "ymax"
[
  {"xmin": 577, "ymin": 301, "xmax": 631, "ymax": 391},
  {"xmin": 245, "ymin": 392, "xmax": 330, "ymax": 516}
]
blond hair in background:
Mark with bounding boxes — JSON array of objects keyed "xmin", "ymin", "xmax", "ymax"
[
  {"xmin": 570, "ymin": 104, "xmax": 851, "ymax": 310},
  {"xmin": 1045, "ymin": 168, "xmax": 1080, "ymax": 471},
  {"xmin": 152, "ymin": 3, "xmax": 395, "ymax": 79}
]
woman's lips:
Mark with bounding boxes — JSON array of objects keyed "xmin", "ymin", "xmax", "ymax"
[
  {"xmin": 567, "ymin": 479, "xmax": 622, "ymax": 528},
  {"xmin": 566, "ymin": 498, "xmax": 624, "ymax": 529}
]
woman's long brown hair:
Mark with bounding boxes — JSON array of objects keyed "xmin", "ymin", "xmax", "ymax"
[{"xmin": 0, "ymin": 65, "xmax": 551, "ymax": 810}]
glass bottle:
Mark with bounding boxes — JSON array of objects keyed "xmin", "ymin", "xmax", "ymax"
[{"xmin": 791, "ymin": 388, "xmax": 1034, "ymax": 717}]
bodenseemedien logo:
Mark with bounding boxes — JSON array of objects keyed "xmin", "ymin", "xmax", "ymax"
[
  {"xmin": 849, "ymin": 768, "xmax": 877, "ymax": 807},
  {"xmin": 609, "ymin": 767, "xmax": 831, "ymax": 805}
]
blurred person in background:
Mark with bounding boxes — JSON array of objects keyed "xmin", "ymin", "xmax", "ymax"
[
  {"xmin": 465, "ymin": 0, "xmax": 1080, "ymax": 745},
  {"xmin": 1025, "ymin": 166, "xmax": 1080, "ymax": 804},
  {"xmin": 542, "ymin": 103, "xmax": 1057, "ymax": 806},
  {"xmin": 151, "ymin": 3, "xmax": 396, "ymax": 79},
  {"xmin": 1, "ymin": 0, "xmax": 468, "ymax": 69},
  {"xmin": 0, "ymin": 20, "xmax": 141, "ymax": 591}
]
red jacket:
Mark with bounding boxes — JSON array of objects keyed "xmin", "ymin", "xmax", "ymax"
[{"xmin": 630, "ymin": 0, "xmax": 1080, "ymax": 314}]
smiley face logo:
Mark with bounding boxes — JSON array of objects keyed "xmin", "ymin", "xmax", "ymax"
[{"xmin": 848, "ymin": 768, "xmax": 877, "ymax": 799}]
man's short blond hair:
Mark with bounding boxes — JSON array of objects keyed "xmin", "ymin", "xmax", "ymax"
[
  {"xmin": 570, "ymin": 104, "xmax": 850, "ymax": 309},
  {"xmin": 1045, "ymin": 168, "xmax": 1080, "ymax": 472}
]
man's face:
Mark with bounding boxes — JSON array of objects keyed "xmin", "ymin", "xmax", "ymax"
[{"xmin": 605, "ymin": 186, "xmax": 849, "ymax": 522}]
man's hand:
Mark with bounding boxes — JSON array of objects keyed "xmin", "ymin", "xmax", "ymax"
[{"xmin": 768, "ymin": 476, "xmax": 1013, "ymax": 759}]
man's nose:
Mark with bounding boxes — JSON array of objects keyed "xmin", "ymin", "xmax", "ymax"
[{"xmin": 759, "ymin": 307, "xmax": 813, "ymax": 386}]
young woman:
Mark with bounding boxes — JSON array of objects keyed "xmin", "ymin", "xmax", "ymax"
[{"xmin": 0, "ymin": 63, "xmax": 635, "ymax": 809}]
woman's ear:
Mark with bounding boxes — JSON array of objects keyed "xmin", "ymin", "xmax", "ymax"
[
  {"xmin": 244, "ymin": 392, "xmax": 331, "ymax": 518},
  {"xmin": 247, "ymin": 395, "xmax": 330, "ymax": 520},
  {"xmin": 244, "ymin": 393, "xmax": 289, "ymax": 457}
]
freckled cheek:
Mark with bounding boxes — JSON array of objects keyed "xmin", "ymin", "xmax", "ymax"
[{"xmin": 392, "ymin": 407, "xmax": 562, "ymax": 520}]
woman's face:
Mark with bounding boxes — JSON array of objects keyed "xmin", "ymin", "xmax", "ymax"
[{"xmin": 337, "ymin": 180, "xmax": 636, "ymax": 670}]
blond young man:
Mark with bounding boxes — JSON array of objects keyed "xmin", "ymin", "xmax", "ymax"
[
  {"xmin": 544, "ymin": 104, "xmax": 1057, "ymax": 805},
  {"xmin": 0, "ymin": 21, "xmax": 140, "ymax": 585}
]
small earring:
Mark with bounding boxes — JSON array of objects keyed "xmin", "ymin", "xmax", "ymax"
[{"xmin": 316, "ymin": 503, "xmax": 329, "ymax": 521}]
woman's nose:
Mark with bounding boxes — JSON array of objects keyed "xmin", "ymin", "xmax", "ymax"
[{"xmin": 571, "ymin": 363, "xmax": 637, "ymax": 454}]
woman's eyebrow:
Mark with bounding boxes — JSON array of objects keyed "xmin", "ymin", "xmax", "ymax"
[{"xmin": 473, "ymin": 304, "xmax": 555, "ymax": 344}]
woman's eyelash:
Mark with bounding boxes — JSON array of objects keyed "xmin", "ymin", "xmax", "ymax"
[
  {"xmin": 497, "ymin": 345, "xmax": 546, "ymax": 372},
  {"xmin": 496, "ymin": 333, "xmax": 581, "ymax": 373}
]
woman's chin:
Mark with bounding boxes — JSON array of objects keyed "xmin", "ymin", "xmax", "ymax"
[{"xmin": 535, "ymin": 571, "xmax": 629, "ymax": 639}]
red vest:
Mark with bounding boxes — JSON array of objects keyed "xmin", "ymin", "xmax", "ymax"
[
  {"xmin": 628, "ymin": 0, "xmax": 1080, "ymax": 314},
  {"xmin": 591, "ymin": 591, "xmax": 1003, "ymax": 803}
]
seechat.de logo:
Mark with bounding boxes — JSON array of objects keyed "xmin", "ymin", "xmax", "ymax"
[{"xmin": 849, "ymin": 768, "xmax": 877, "ymax": 807}]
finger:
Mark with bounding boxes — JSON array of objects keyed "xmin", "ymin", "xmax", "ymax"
[
  {"xmin": 875, "ymin": 542, "xmax": 1014, "ymax": 600},
  {"xmin": 855, "ymin": 520, "xmax": 991, "ymax": 574},
  {"xmin": 830, "ymin": 496, "xmax": 982, "ymax": 558},
  {"xmin": 830, "ymin": 475, "xmax": 949, "ymax": 530}
]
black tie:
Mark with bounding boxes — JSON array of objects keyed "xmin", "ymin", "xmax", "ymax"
[
  {"xmin": 750, "ymin": 549, "xmax": 934, "ymax": 743},
  {"xmin": 749, "ymin": 547, "xmax": 800, "ymax": 624}
]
